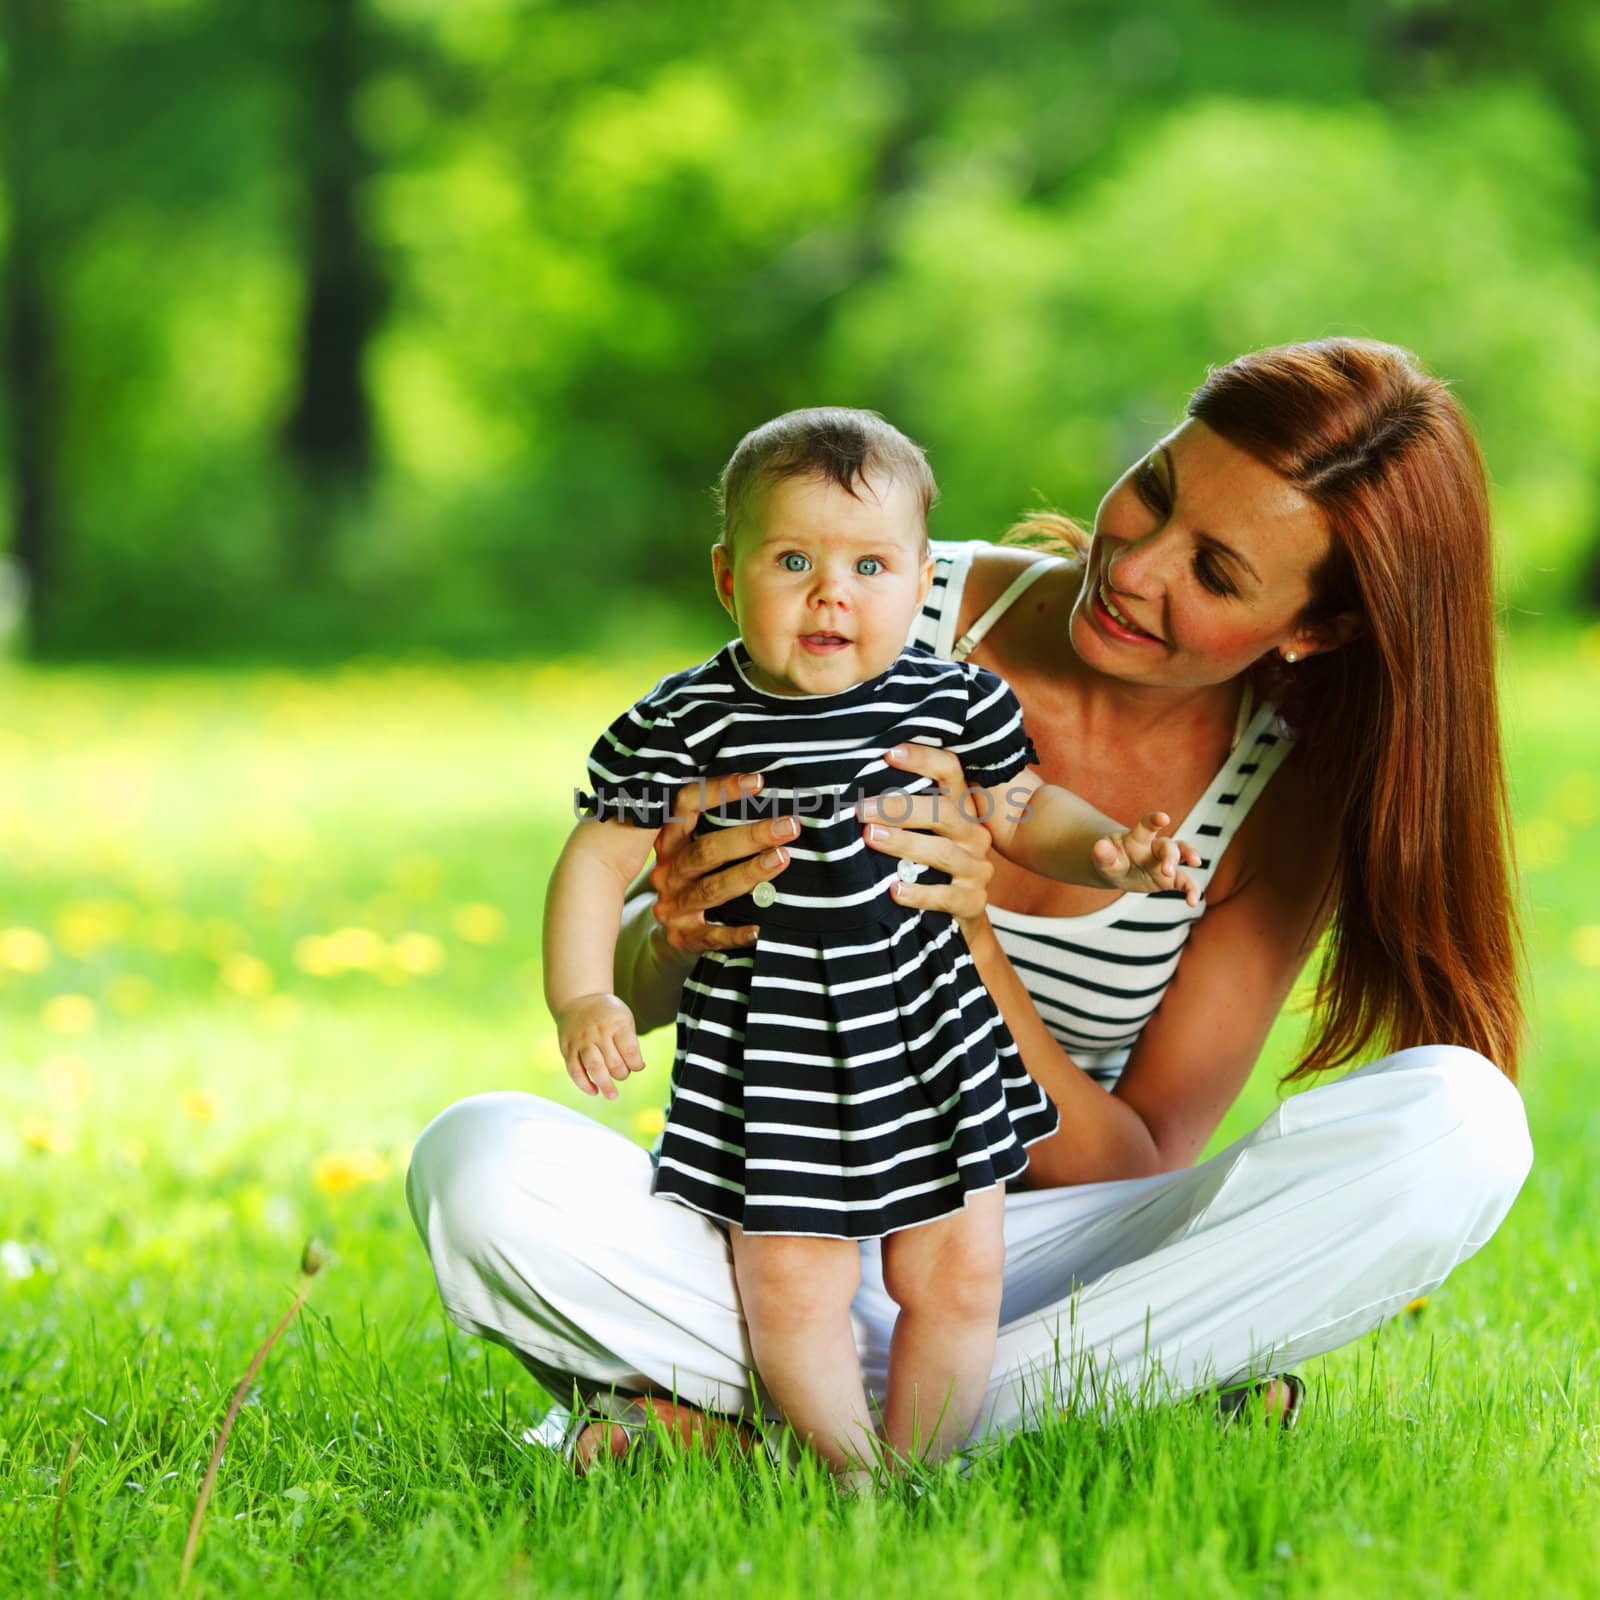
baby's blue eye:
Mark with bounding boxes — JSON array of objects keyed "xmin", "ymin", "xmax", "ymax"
[
  {"xmin": 779, "ymin": 553, "xmax": 810, "ymax": 573},
  {"xmin": 857, "ymin": 558, "xmax": 883, "ymax": 576}
]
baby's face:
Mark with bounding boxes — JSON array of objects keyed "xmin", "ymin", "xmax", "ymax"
[{"xmin": 712, "ymin": 472, "xmax": 934, "ymax": 697}]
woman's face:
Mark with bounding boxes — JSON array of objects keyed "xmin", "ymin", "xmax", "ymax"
[{"xmin": 1069, "ymin": 419, "xmax": 1337, "ymax": 688}]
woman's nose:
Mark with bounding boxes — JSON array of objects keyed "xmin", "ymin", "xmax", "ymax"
[{"xmin": 1105, "ymin": 533, "xmax": 1171, "ymax": 595}]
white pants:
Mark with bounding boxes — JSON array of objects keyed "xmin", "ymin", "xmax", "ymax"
[{"xmin": 406, "ymin": 1045, "xmax": 1531, "ymax": 1440}]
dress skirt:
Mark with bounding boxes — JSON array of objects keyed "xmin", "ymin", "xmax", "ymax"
[{"xmin": 652, "ymin": 910, "xmax": 1060, "ymax": 1239}]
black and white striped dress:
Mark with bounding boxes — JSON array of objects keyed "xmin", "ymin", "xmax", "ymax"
[
  {"xmin": 579, "ymin": 638, "xmax": 1060, "ymax": 1239},
  {"xmin": 912, "ymin": 539, "xmax": 1297, "ymax": 1090}
]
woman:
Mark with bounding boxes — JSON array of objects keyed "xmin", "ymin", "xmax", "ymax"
[{"xmin": 407, "ymin": 338, "xmax": 1532, "ymax": 1464}]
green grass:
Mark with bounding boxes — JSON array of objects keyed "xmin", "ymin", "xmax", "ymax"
[{"xmin": 3, "ymin": 623, "xmax": 1598, "ymax": 1598}]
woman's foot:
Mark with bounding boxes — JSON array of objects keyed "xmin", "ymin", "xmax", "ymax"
[
  {"xmin": 570, "ymin": 1395, "xmax": 760, "ymax": 1473},
  {"xmin": 1214, "ymin": 1372, "xmax": 1304, "ymax": 1429}
]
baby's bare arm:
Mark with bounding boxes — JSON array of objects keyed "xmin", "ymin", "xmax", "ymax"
[
  {"xmin": 981, "ymin": 770, "xmax": 1122, "ymax": 885},
  {"xmin": 543, "ymin": 818, "xmax": 658, "ymax": 1012},
  {"xmin": 544, "ymin": 818, "xmax": 661, "ymax": 1099},
  {"xmin": 984, "ymin": 774, "xmax": 1199, "ymax": 902}
]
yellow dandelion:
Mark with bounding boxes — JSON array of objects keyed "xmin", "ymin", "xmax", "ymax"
[
  {"xmin": 312, "ymin": 1149, "xmax": 391, "ymax": 1195},
  {"xmin": 633, "ymin": 1107, "xmax": 666, "ymax": 1139},
  {"xmin": 20, "ymin": 1115, "xmax": 69, "ymax": 1155},
  {"xmin": 42, "ymin": 1055, "xmax": 93, "ymax": 1113},
  {"xmin": 56, "ymin": 900, "xmax": 133, "ymax": 957},
  {"xmin": 0, "ymin": 926, "xmax": 52, "ymax": 973},
  {"xmin": 42, "ymin": 994, "xmax": 96, "ymax": 1035},
  {"xmin": 221, "ymin": 952, "xmax": 275, "ymax": 997},
  {"xmin": 107, "ymin": 974, "xmax": 155, "ymax": 1017},
  {"xmin": 392, "ymin": 931, "xmax": 445, "ymax": 977},
  {"xmin": 327, "ymin": 926, "xmax": 384, "ymax": 971},
  {"xmin": 293, "ymin": 935, "xmax": 340, "ymax": 978},
  {"xmin": 1570, "ymin": 927, "xmax": 1600, "ymax": 968},
  {"xmin": 183, "ymin": 1088, "xmax": 220, "ymax": 1122},
  {"xmin": 452, "ymin": 903, "xmax": 507, "ymax": 945},
  {"xmin": 1403, "ymin": 1296, "xmax": 1429, "ymax": 1318}
]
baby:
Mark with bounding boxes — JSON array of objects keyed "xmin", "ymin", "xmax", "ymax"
[{"xmin": 543, "ymin": 408, "xmax": 1199, "ymax": 1487}]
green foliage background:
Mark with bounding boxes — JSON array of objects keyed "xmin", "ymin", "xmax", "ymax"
[{"xmin": 4, "ymin": 0, "xmax": 1599, "ymax": 658}]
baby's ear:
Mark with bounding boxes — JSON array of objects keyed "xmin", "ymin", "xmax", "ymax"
[
  {"xmin": 917, "ymin": 548, "xmax": 935, "ymax": 604},
  {"xmin": 710, "ymin": 543, "xmax": 736, "ymax": 616}
]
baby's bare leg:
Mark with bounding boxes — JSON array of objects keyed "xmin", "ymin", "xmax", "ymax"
[
  {"xmin": 729, "ymin": 1224, "xmax": 878, "ymax": 1484},
  {"xmin": 880, "ymin": 1186, "xmax": 1005, "ymax": 1466}
]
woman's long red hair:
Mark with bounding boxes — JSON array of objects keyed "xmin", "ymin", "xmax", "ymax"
[{"xmin": 1013, "ymin": 339, "xmax": 1525, "ymax": 1082}]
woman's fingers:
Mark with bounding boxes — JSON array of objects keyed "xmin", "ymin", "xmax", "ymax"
[
  {"xmin": 639, "ymin": 771, "xmax": 799, "ymax": 954},
  {"xmin": 653, "ymin": 819, "xmax": 796, "ymax": 913},
  {"xmin": 659, "ymin": 771, "xmax": 764, "ymax": 852},
  {"xmin": 868, "ymin": 743, "xmax": 998, "ymax": 923},
  {"xmin": 862, "ymin": 817, "xmax": 992, "ymax": 877}
]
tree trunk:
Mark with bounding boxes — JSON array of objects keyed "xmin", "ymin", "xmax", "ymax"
[
  {"xmin": 280, "ymin": 0, "xmax": 386, "ymax": 579},
  {"xmin": 2, "ymin": 0, "xmax": 64, "ymax": 652}
]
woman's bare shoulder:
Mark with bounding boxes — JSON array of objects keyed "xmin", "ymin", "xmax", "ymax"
[{"xmin": 959, "ymin": 542, "xmax": 1081, "ymax": 640}]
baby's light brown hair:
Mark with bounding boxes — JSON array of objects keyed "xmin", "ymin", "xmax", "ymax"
[{"xmin": 715, "ymin": 407, "xmax": 937, "ymax": 552}]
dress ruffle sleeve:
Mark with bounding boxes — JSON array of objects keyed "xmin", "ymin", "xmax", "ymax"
[
  {"xmin": 948, "ymin": 664, "xmax": 1039, "ymax": 789},
  {"xmin": 576, "ymin": 681, "xmax": 698, "ymax": 829}
]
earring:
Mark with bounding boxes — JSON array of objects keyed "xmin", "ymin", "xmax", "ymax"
[{"xmin": 1282, "ymin": 649, "xmax": 1299, "ymax": 664}]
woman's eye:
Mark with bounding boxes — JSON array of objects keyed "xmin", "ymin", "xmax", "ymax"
[
  {"xmin": 1194, "ymin": 553, "xmax": 1236, "ymax": 598},
  {"xmin": 856, "ymin": 557, "xmax": 883, "ymax": 576},
  {"xmin": 779, "ymin": 553, "xmax": 810, "ymax": 573},
  {"xmin": 1133, "ymin": 460, "xmax": 1169, "ymax": 512}
]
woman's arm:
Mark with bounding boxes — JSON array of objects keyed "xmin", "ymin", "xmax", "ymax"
[
  {"xmin": 614, "ymin": 873, "xmax": 698, "ymax": 1035},
  {"xmin": 997, "ymin": 752, "xmax": 1340, "ymax": 1185}
]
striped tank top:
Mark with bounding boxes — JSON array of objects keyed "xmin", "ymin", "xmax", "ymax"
[{"xmin": 909, "ymin": 539, "xmax": 1296, "ymax": 1088}]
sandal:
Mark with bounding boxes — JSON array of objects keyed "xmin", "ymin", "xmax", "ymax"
[
  {"xmin": 1214, "ymin": 1372, "xmax": 1304, "ymax": 1430},
  {"xmin": 522, "ymin": 1394, "xmax": 663, "ymax": 1467}
]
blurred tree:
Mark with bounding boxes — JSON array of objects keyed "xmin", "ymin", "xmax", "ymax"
[
  {"xmin": 2, "ymin": 0, "xmax": 66, "ymax": 648},
  {"xmin": 1363, "ymin": 0, "xmax": 1600, "ymax": 601},
  {"xmin": 280, "ymin": 0, "xmax": 389, "ymax": 580},
  {"xmin": 4, "ymin": 0, "xmax": 1596, "ymax": 657}
]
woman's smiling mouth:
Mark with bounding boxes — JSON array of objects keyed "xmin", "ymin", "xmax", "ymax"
[{"xmin": 1091, "ymin": 579, "xmax": 1161, "ymax": 644}]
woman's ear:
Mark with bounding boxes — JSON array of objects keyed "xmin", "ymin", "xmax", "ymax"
[{"xmin": 1284, "ymin": 609, "xmax": 1362, "ymax": 663}]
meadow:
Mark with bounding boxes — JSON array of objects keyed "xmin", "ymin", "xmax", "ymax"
[{"xmin": 2, "ymin": 621, "xmax": 1597, "ymax": 1598}]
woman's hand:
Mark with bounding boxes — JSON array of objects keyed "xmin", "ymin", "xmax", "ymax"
[
  {"xmin": 858, "ymin": 743, "xmax": 997, "ymax": 936},
  {"xmin": 648, "ymin": 772, "xmax": 798, "ymax": 953}
]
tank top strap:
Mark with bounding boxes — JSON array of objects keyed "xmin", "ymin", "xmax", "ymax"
[
  {"xmin": 1177, "ymin": 701, "xmax": 1296, "ymax": 882},
  {"xmin": 950, "ymin": 555, "xmax": 1065, "ymax": 662}
]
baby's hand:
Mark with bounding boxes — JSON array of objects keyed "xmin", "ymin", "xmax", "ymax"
[
  {"xmin": 555, "ymin": 993, "xmax": 646, "ymax": 1101},
  {"xmin": 1090, "ymin": 811, "xmax": 1203, "ymax": 908}
]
